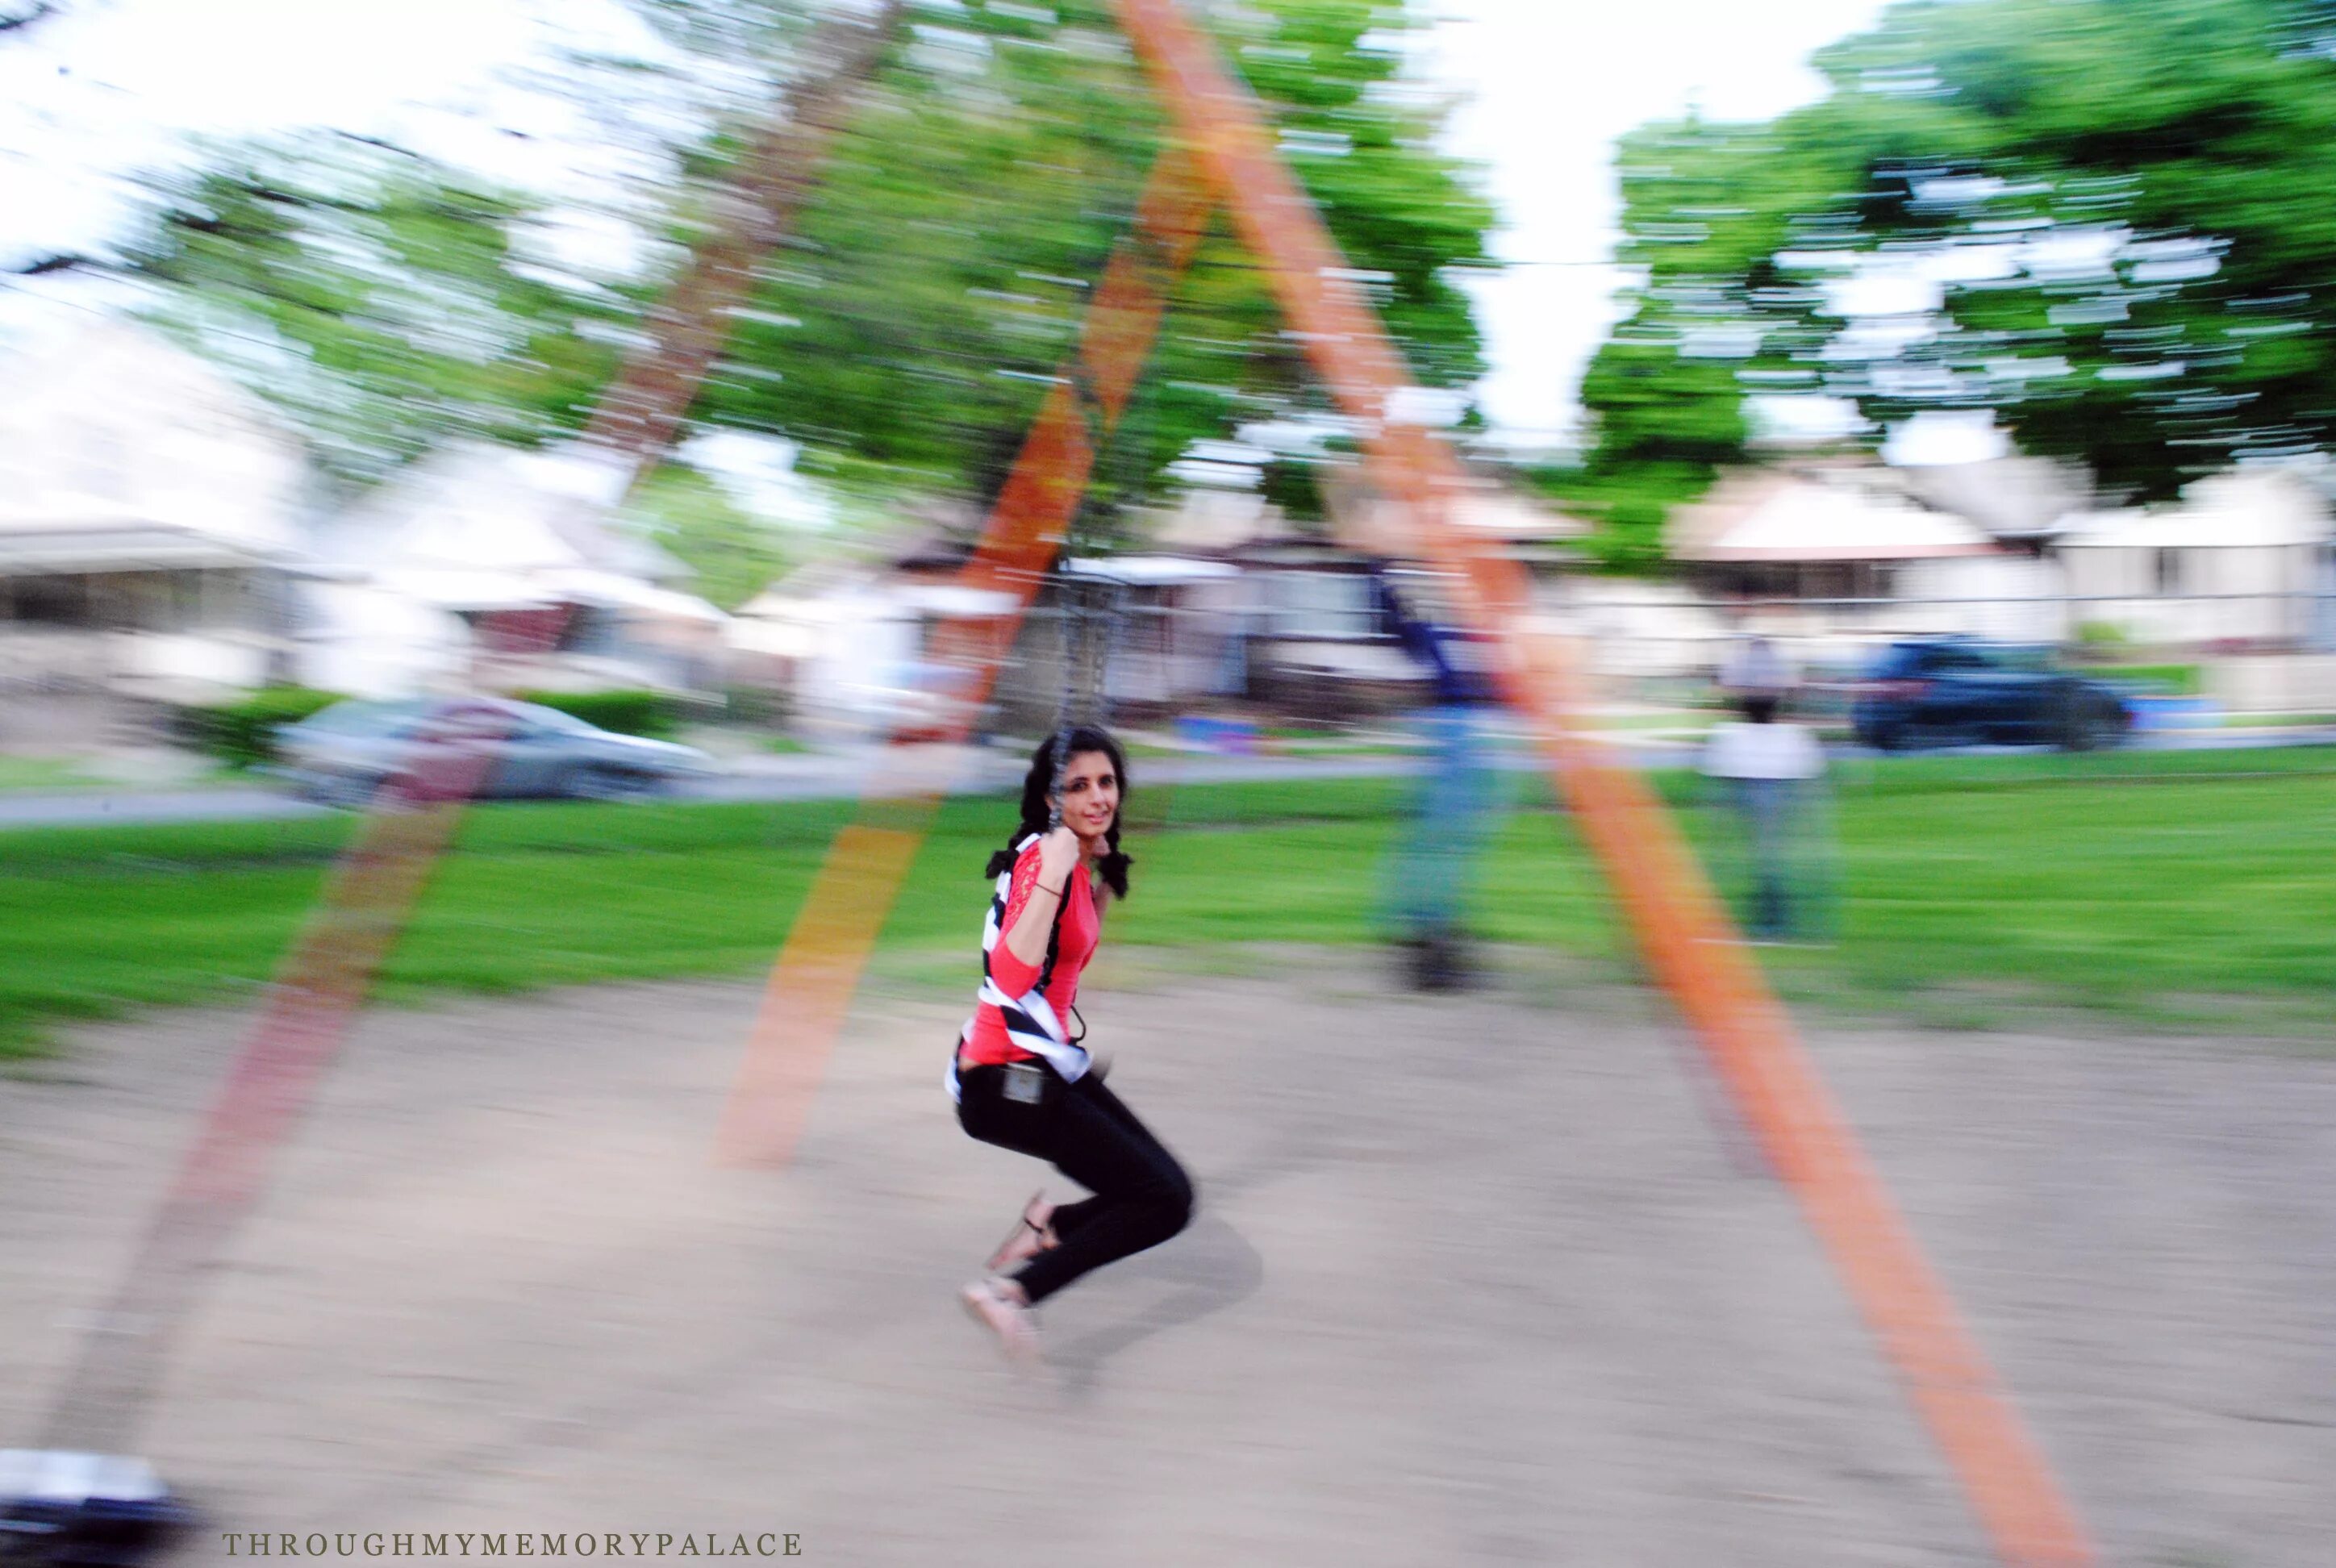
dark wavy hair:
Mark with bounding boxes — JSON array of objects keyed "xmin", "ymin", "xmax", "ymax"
[{"xmin": 983, "ymin": 725, "xmax": 1133, "ymax": 899}]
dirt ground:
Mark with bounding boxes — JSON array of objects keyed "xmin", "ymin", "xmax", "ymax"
[{"xmin": 4, "ymin": 950, "xmax": 2333, "ymax": 1567}]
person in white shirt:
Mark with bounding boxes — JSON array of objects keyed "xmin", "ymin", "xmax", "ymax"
[
  {"xmin": 1700, "ymin": 694, "xmax": 1825, "ymax": 941},
  {"xmin": 1717, "ymin": 634, "xmax": 1801, "ymax": 703}
]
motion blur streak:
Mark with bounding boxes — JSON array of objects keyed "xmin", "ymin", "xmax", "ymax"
[{"xmin": 1116, "ymin": 1, "xmax": 2093, "ymax": 1560}]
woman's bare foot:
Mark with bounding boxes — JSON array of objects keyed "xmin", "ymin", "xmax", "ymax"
[
  {"xmin": 983, "ymin": 1190, "xmax": 1057, "ymax": 1273},
  {"xmin": 959, "ymin": 1277, "xmax": 1040, "ymax": 1362}
]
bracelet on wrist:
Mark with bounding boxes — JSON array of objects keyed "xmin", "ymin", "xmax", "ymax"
[{"xmin": 1037, "ymin": 880, "xmax": 1066, "ymax": 898}]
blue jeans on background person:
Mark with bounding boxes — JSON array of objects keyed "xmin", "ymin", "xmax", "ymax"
[
  {"xmin": 1388, "ymin": 704, "xmax": 1498, "ymax": 948},
  {"xmin": 1729, "ymin": 776, "xmax": 1802, "ymax": 940}
]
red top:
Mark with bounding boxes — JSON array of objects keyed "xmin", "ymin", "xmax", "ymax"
[{"xmin": 961, "ymin": 840, "xmax": 1100, "ymax": 1065}]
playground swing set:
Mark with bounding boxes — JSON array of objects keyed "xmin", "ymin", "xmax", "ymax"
[{"xmin": 4, "ymin": 5, "xmax": 2093, "ymax": 1566}]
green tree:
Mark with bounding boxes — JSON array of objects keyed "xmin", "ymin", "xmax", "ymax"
[
  {"xmin": 687, "ymin": 0, "xmax": 1493, "ymax": 511},
  {"xmin": 123, "ymin": 138, "xmax": 631, "ymax": 484},
  {"xmin": 1571, "ymin": 0, "xmax": 2336, "ymax": 561},
  {"xmin": 620, "ymin": 464, "xmax": 796, "ymax": 612},
  {"xmin": 119, "ymin": 0, "xmax": 1492, "ymax": 527}
]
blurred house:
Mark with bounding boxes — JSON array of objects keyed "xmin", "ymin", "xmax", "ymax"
[
  {"xmin": 0, "ymin": 322, "xmax": 310, "ymax": 702},
  {"xmin": 728, "ymin": 548, "xmax": 1247, "ymax": 737},
  {"xmin": 727, "ymin": 557, "xmax": 1013, "ymax": 739},
  {"xmin": 1670, "ymin": 465, "xmax": 2008, "ymax": 595},
  {"xmin": 1205, "ymin": 536, "xmax": 1413, "ymax": 718},
  {"xmin": 304, "ymin": 442, "xmax": 728, "ymax": 698},
  {"xmin": 1062, "ymin": 555, "xmax": 1245, "ymax": 711},
  {"xmin": 1896, "ymin": 455, "xmax": 2093, "ymax": 548},
  {"xmin": 1588, "ymin": 457, "xmax": 2336, "ymax": 706},
  {"xmin": 1554, "ymin": 577, "xmax": 1734, "ymax": 683},
  {"xmin": 724, "ymin": 469, "xmax": 1587, "ymax": 734},
  {"xmin": 1314, "ymin": 464, "xmax": 1592, "ymax": 568},
  {"xmin": 2056, "ymin": 469, "xmax": 2332, "ymax": 646},
  {"xmin": 1663, "ymin": 458, "xmax": 2335, "ymax": 653},
  {"xmin": 1176, "ymin": 469, "xmax": 1587, "ymax": 719},
  {"xmin": 1664, "ymin": 464, "xmax": 2069, "ymax": 657}
]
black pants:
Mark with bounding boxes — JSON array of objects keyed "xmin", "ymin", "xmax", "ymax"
[{"xmin": 957, "ymin": 1062, "xmax": 1195, "ymax": 1305}]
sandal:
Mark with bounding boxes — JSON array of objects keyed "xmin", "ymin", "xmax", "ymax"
[
  {"xmin": 984, "ymin": 1190, "xmax": 1056, "ymax": 1273},
  {"xmin": 959, "ymin": 1277, "xmax": 1040, "ymax": 1362}
]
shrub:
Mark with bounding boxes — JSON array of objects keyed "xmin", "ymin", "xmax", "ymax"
[
  {"xmin": 515, "ymin": 689, "xmax": 678, "ymax": 739},
  {"xmin": 2073, "ymin": 620, "xmax": 2131, "ymax": 658},
  {"xmin": 2092, "ymin": 662, "xmax": 2205, "ymax": 695},
  {"xmin": 719, "ymin": 682, "xmax": 792, "ymax": 729},
  {"xmin": 175, "ymin": 686, "xmax": 343, "ymax": 769}
]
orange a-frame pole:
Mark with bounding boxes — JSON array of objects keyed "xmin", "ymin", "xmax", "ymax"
[
  {"xmin": 715, "ymin": 147, "xmax": 1216, "ymax": 1166},
  {"xmin": 1109, "ymin": 2, "xmax": 2094, "ymax": 1564},
  {"xmin": 26, "ymin": 7, "xmax": 911, "ymax": 1462}
]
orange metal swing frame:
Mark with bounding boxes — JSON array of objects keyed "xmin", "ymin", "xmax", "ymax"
[{"xmin": 719, "ymin": 6, "xmax": 2098, "ymax": 1564}]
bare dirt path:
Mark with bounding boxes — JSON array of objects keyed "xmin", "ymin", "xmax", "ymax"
[{"xmin": 4, "ymin": 953, "xmax": 2332, "ymax": 1566}]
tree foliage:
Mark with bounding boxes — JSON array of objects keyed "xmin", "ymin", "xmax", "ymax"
[
  {"xmin": 119, "ymin": 0, "xmax": 1493, "ymax": 537},
  {"xmin": 620, "ymin": 463, "xmax": 795, "ymax": 612},
  {"xmin": 1573, "ymin": 0, "xmax": 2336, "ymax": 565},
  {"xmin": 124, "ymin": 139, "xmax": 629, "ymax": 483},
  {"xmin": 683, "ymin": 0, "xmax": 1493, "ymax": 512}
]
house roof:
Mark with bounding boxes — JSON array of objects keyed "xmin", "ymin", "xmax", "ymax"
[
  {"xmin": 1669, "ymin": 468, "xmax": 1999, "ymax": 562},
  {"xmin": 1445, "ymin": 483, "xmax": 1593, "ymax": 543},
  {"xmin": 1317, "ymin": 463, "xmax": 1591, "ymax": 553},
  {"xmin": 0, "ymin": 522, "xmax": 302, "ymax": 576},
  {"xmin": 1066, "ymin": 554, "xmax": 1243, "ymax": 585},
  {"xmin": 736, "ymin": 559, "xmax": 881, "ymax": 616},
  {"xmin": 0, "ymin": 321, "xmax": 307, "ymax": 570},
  {"xmin": 1893, "ymin": 457, "xmax": 2092, "ymax": 540},
  {"xmin": 1145, "ymin": 489, "xmax": 1288, "ymax": 553},
  {"xmin": 324, "ymin": 441, "xmax": 678, "ymax": 581},
  {"xmin": 321, "ymin": 440, "xmax": 698, "ymax": 614},
  {"xmin": 376, "ymin": 567, "xmax": 560, "ymax": 612},
  {"xmin": 2058, "ymin": 469, "xmax": 2332, "ymax": 549},
  {"xmin": 544, "ymin": 567, "xmax": 728, "ymax": 623}
]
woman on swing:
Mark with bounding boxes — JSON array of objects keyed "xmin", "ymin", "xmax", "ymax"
[{"xmin": 949, "ymin": 725, "xmax": 1195, "ymax": 1358}]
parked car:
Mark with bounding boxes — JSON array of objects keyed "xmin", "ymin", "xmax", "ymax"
[
  {"xmin": 275, "ymin": 698, "xmax": 714, "ymax": 805},
  {"xmin": 1850, "ymin": 639, "xmax": 2134, "ymax": 753}
]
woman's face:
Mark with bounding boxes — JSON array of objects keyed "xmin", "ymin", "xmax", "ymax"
[{"xmin": 1055, "ymin": 749, "xmax": 1121, "ymax": 845}]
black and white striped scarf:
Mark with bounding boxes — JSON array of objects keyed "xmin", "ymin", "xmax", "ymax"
[{"xmin": 945, "ymin": 833, "xmax": 1092, "ymax": 1101}]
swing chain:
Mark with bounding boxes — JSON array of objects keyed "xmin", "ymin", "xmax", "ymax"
[{"xmin": 1041, "ymin": 358, "xmax": 1151, "ymax": 827}]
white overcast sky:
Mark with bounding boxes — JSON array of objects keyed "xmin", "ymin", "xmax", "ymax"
[
  {"xmin": 0, "ymin": 0, "xmax": 1896, "ymax": 448},
  {"xmin": 1428, "ymin": 0, "xmax": 1892, "ymax": 446}
]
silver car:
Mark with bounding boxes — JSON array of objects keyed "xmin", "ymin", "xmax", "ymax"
[{"xmin": 276, "ymin": 698, "xmax": 715, "ymax": 806}]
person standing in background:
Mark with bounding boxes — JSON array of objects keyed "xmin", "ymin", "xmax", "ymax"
[
  {"xmin": 1700, "ymin": 693, "xmax": 1826, "ymax": 943},
  {"xmin": 1718, "ymin": 630, "xmax": 1800, "ymax": 706},
  {"xmin": 1371, "ymin": 562, "xmax": 1502, "ymax": 990}
]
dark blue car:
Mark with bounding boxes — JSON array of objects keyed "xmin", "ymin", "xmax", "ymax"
[{"xmin": 1850, "ymin": 638, "xmax": 2134, "ymax": 753}]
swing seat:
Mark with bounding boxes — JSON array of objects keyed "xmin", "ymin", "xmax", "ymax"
[{"xmin": 0, "ymin": 1450, "xmax": 192, "ymax": 1567}]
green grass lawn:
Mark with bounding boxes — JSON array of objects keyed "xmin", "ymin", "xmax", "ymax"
[
  {"xmin": 2, "ymin": 749, "xmax": 2330, "ymax": 1056},
  {"xmin": 2222, "ymin": 712, "xmax": 2336, "ymax": 729},
  {"xmin": 0, "ymin": 757, "xmax": 102, "ymax": 792},
  {"xmin": 2087, "ymin": 661, "xmax": 2205, "ymax": 695},
  {"xmin": 1125, "ymin": 735, "xmax": 1420, "ymax": 759},
  {"xmin": 0, "ymin": 754, "xmax": 251, "ymax": 794}
]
